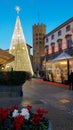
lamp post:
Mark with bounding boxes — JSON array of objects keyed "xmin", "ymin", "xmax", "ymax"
[
  {"xmin": 67, "ymin": 59, "xmax": 69, "ymax": 81},
  {"xmin": 44, "ymin": 56, "xmax": 47, "ymax": 80}
]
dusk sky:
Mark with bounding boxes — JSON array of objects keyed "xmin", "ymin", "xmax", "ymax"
[{"xmin": 0, "ymin": 0, "xmax": 73, "ymax": 53}]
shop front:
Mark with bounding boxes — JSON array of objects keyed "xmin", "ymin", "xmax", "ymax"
[{"xmin": 42, "ymin": 52, "xmax": 73, "ymax": 84}]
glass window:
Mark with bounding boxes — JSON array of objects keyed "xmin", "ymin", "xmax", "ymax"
[
  {"xmin": 58, "ymin": 30, "xmax": 61, "ymax": 36},
  {"xmin": 51, "ymin": 34, "xmax": 54, "ymax": 40},
  {"xmin": 46, "ymin": 38, "xmax": 48, "ymax": 43},
  {"xmin": 57, "ymin": 39, "xmax": 62, "ymax": 51},
  {"xmin": 52, "ymin": 46, "xmax": 55, "ymax": 53},
  {"xmin": 51, "ymin": 42, "xmax": 55, "ymax": 53},
  {"xmin": 36, "ymin": 33, "xmax": 38, "ymax": 36},
  {"xmin": 39, "ymin": 33, "xmax": 41, "ymax": 35},
  {"xmin": 36, "ymin": 38, "xmax": 38, "ymax": 40},
  {"xmin": 58, "ymin": 43, "xmax": 62, "ymax": 51},
  {"xmin": 39, "ymin": 41, "xmax": 42, "ymax": 44},
  {"xmin": 39, "ymin": 38, "xmax": 42, "ymax": 40},
  {"xmin": 66, "ymin": 25, "xmax": 70, "ymax": 32},
  {"xmin": 67, "ymin": 40, "xmax": 72, "ymax": 48}
]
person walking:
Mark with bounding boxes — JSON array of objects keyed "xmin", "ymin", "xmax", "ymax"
[
  {"xmin": 71, "ymin": 72, "xmax": 73, "ymax": 90},
  {"xmin": 68, "ymin": 72, "xmax": 73, "ymax": 90}
]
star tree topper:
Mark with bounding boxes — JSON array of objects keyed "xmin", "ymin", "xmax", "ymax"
[{"xmin": 15, "ymin": 6, "xmax": 21, "ymax": 14}]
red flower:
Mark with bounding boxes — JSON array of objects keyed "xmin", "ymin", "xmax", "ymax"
[
  {"xmin": 0, "ymin": 106, "xmax": 48, "ymax": 129},
  {"xmin": 31, "ymin": 108, "xmax": 48, "ymax": 125},
  {"xmin": 31, "ymin": 113, "xmax": 43, "ymax": 125},
  {"xmin": 2, "ymin": 112, "xmax": 8, "ymax": 121},
  {"xmin": 36, "ymin": 108, "xmax": 48, "ymax": 115},
  {"xmin": 10, "ymin": 105, "xmax": 18, "ymax": 112},
  {"xmin": 0, "ymin": 107, "xmax": 3, "ymax": 118},
  {"xmin": 26, "ymin": 105, "xmax": 32, "ymax": 111},
  {"xmin": 1, "ymin": 108, "xmax": 10, "ymax": 121},
  {"xmin": 13, "ymin": 115, "xmax": 24, "ymax": 130},
  {"xmin": 0, "ymin": 107, "xmax": 3, "ymax": 112}
]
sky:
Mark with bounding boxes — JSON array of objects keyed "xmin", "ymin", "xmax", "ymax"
[{"xmin": 0, "ymin": 0, "xmax": 73, "ymax": 53}]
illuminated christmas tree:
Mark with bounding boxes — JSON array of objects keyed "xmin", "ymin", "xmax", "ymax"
[{"xmin": 7, "ymin": 6, "xmax": 33, "ymax": 75}]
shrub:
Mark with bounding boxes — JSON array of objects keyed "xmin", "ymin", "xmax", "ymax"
[{"xmin": 0, "ymin": 71, "xmax": 30, "ymax": 86}]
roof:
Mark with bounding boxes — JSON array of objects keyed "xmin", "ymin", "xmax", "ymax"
[
  {"xmin": 51, "ymin": 51, "xmax": 73, "ymax": 62},
  {"xmin": 26, "ymin": 44, "xmax": 32, "ymax": 48},
  {"xmin": 45, "ymin": 17, "xmax": 73, "ymax": 38},
  {"xmin": 0, "ymin": 49, "xmax": 15, "ymax": 67},
  {"xmin": 41, "ymin": 48, "xmax": 73, "ymax": 62}
]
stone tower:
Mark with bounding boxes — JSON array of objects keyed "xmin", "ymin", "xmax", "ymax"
[{"xmin": 33, "ymin": 24, "xmax": 46, "ymax": 72}]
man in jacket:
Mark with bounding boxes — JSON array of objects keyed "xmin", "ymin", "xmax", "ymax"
[{"xmin": 68, "ymin": 72, "xmax": 73, "ymax": 90}]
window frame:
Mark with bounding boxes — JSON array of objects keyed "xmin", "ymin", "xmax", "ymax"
[
  {"xmin": 66, "ymin": 25, "xmax": 70, "ymax": 32},
  {"xmin": 58, "ymin": 30, "xmax": 61, "ymax": 36}
]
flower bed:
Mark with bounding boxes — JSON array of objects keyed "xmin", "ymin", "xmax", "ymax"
[{"xmin": 0, "ymin": 105, "xmax": 49, "ymax": 130}]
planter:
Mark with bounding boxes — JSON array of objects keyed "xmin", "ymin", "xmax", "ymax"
[
  {"xmin": 0, "ymin": 85, "xmax": 23, "ymax": 97},
  {"xmin": 0, "ymin": 106, "xmax": 52, "ymax": 130},
  {"xmin": 48, "ymin": 120, "xmax": 52, "ymax": 130}
]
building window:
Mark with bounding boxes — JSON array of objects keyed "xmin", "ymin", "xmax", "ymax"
[
  {"xmin": 39, "ymin": 33, "xmax": 41, "ymax": 35},
  {"xmin": 39, "ymin": 38, "xmax": 42, "ymax": 40},
  {"xmin": 58, "ymin": 43, "xmax": 62, "ymax": 51},
  {"xmin": 45, "ymin": 45, "xmax": 49, "ymax": 54},
  {"xmin": 52, "ymin": 46, "xmax": 55, "ymax": 53},
  {"xmin": 57, "ymin": 39, "xmax": 62, "ymax": 51},
  {"xmin": 66, "ymin": 25, "xmax": 70, "ymax": 32},
  {"xmin": 51, "ymin": 34, "xmax": 54, "ymax": 40},
  {"xmin": 51, "ymin": 42, "xmax": 55, "ymax": 53},
  {"xmin": 46, "ymin": 38, "xmax": 48, "ymax": 43},
  {"xmin": 36, "ymin": 33, "xmax": 38, "ymax": 36},
  {"xmin": 36, "ymin": 38, "xmax": 38, "ymax": 40},
  {"xmin": 37, "ymin": 52, "xmax": 39, "ymax": 54},
  {"xmin": 39, "ymin": 41, "xmax": 42, "ymax": 44},
  {"xmin": 65, "ymin": 34, "xmax": 72, "ymax": 49},
  {"xmin": 67, "ymin": 40, "xmax": 72, "ymax": 48},
  {"xmin": 58, "ymin": 30, "xmax": 61, "ymax": 36},
  {"xmin": 46, "ymin": 48, "xmax": 48, "ymax": 54}
]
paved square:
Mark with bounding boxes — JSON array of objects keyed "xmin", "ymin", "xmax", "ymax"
[{"xmin": 59, "ymin": 99, "xmax": 70, "ymax": 103}]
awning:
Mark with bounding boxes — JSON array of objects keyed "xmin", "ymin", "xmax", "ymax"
[
  {"xmin": 0, "ymin": 49, "xmax": 15, "ymax": 68},
  {"xmin": 51, "ymin": 51, "xmax": 73, "ymax": 62}
]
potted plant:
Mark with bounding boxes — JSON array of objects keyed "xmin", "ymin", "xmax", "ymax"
[
  {"xmin": 0, "ymin": 71, "xmax": 32, "ymax": 97},
  {"xmin": 0, "ymin": 105, "xmax": 51, "ymax": 130}
]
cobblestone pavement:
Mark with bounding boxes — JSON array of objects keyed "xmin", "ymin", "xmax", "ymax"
[{"xmin": 0, "ymin": 78, "xmax": 73, "ymax": 130}]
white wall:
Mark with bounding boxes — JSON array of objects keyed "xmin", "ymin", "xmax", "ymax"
[{"xmin": 45, "ymin": 21, "xmax": 73, "ymax": 54}]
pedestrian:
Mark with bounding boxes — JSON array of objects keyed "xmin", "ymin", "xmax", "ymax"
[
  {"xmin": 68, "ymin": 72, "xmax": 73, "ymax": 90},
  {"xmin": 71, "ymin": 72, "xmax": 73, "ymax": 90}
]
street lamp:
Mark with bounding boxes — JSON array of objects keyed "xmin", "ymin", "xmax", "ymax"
[{"xmin": 44, "ymin": 56, "xmax": 47, "ymax": 80}]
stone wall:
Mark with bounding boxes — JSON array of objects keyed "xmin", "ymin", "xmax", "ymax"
[{"xmin": 0, "ymin": 85, "xmax": 23, "ymax": 97}]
